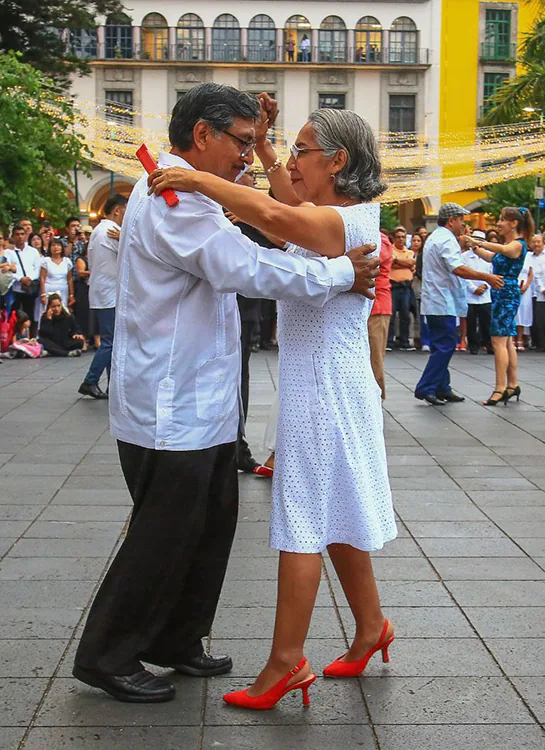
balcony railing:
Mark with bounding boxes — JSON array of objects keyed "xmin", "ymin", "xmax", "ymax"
[
  {"xmin": 81, "ymin": 43, "xmax": 431, "ymax": 66},
  {"xmin": 480, "ymin": 41, "xmax": 517, "ymax": 62}
]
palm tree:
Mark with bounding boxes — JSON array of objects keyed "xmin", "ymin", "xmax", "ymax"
[{"xmin": 483, "ymin": 7, "xmax": 545, "ymax": 125}]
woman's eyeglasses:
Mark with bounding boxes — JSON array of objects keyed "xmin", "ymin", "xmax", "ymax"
[{"xmin": 289, "ymin": 144, "xmax": 325, "ymax": 160}]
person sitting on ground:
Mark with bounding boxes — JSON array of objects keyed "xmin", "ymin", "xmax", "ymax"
[
  {"xmin": 38, "ymin": 294, "xmax": 85, "ymax": 358},
  {"xmin": 2, "ymin": 311, "xmax": 44, "ymax": 359}
]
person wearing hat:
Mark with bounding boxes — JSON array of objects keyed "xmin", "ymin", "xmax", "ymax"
[
  {"xmin": 415, "ymin": 203, "xmax": 504, "ymax": 405},
  {"xmin": 463, "ymin": 229, "xmax": 493, "ymax": 355}
]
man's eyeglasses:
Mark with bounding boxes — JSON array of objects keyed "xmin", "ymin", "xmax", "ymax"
[
  {"xmin": 224, "ymin": 130, "xmax": 256, "ymax": 158},
  {"xmin": 289, "ymin": 144, "xmax": 325, "ymax": 160}
]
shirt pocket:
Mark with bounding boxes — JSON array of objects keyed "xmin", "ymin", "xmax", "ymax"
[{"xmin": 196, "ymin": 351, "xmax": 240, "ymax": 423}]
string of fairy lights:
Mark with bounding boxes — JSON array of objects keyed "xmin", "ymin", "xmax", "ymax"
[{"xmin": 33, "ymin": 89, "xmax": 545, "ymax": 204}]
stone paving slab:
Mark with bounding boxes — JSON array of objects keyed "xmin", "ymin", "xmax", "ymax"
[{"xmin": 0, "ymin": 350, "xmax": 544, "ymax": 748}]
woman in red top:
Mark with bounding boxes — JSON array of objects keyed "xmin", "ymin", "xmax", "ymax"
[{"xmin": 368, "ymin": 232, "xmax": 393, "ymax": 398}]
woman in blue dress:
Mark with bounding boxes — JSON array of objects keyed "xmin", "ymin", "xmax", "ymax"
[{"xmin": 467, "ymin": 206, "xmax": 534, "ymax": 405}]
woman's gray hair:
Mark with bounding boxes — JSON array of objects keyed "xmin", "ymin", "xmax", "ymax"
[{"xmin": 307, "ymin": 109, "xmax": 387, "ymax": 201}]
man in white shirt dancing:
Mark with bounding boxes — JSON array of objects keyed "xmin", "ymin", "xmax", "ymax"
[{"xmin": 73, "ymin": 83, "xmax": 379, "ymax": 702}]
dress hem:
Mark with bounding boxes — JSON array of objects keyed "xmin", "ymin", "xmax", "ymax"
[{"xmin": 269, "ymin": 530, "xmax": 399, "ymax": 555}]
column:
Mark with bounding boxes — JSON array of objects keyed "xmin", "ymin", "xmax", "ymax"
[
  {"xmin": 241, "ymin": 27, "xmax": 248, "ymax": 60},
  {"xmin": 205, "ymin": 27, "xmax": 212, "ymax": 60},
  {"xmin": 347, "ymin": 29, "xmax": 355, "ymax": 63},
  {"xmin": 276, "ymin": 28, "xmax": 284, "ymax": 62},
  {"xmin": 311, "ymin": 28, "xmax": 319, "ymax": 63},
  {"xmin": 97, "ymin": 26, "xmax": 105, "ymax": 59},
  {"xmin": 132, "ymin": 26, "xmax": 141, "ymax": 59},
  {"xmin": 168, "ymin": 26, "xmax": 176, "ymax": 59}
]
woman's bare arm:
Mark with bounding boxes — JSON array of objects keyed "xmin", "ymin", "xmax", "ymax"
[
  {"xmin": 470, "ymin": 237, "xmax": 523, "ymax": 259},
  {"xmin": 40, "ymin": 266, "xmax": 47, "ymax": 298},
  {"xmin": 470, "ymin": 244, "xmax": 495, "ymax": 263},
  {"xmin": 148, "ymin": 168, "xmax": 347, "ymax": 258},
  {"xmin": 255, "ymin": 139, "xmax": 304, "ymax": 207},
  {"xmin": 75, "ymin": 257, "xmax": 90, "ymax": 279}
]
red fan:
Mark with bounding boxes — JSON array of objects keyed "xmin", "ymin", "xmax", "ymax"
[{"xmin": 136, "ymin": 144, "xmax": 179, "ymax": 208}]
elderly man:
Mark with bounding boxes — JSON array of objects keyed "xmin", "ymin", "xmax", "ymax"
[
  {"xmin": 415, "ymin": 203, "xmax": 504, "ymax": 405},
  {"xmin": 73, "ymin": 83, "xmax": 378, "ymax": 703}
]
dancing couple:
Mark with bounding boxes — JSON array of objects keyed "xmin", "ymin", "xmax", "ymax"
[{"xmin": 73, "ymin": 84, "xmax": 397, "ymax": 708}]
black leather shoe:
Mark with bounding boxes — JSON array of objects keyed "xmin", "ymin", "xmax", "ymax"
[
  {"xmin": 415, "ymin": 392, "xmax": 446, "ymax": 406},
  {"xmin": 78, "ymin": 382, "xmax": 108, "ymax": 400},
  {"xmin": 436, "ymin": 391, "xmax": 465, "ymax": 403},
  {"xmin": 72, "ymin": 665, "xmax": 176, "ymax": 703},
  {"xmin": 172, "ymin": 652, "xmax": 233, "ymax": 677}
]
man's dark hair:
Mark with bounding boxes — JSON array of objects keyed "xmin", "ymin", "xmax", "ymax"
[
  {"xmin": 65, "ymin": 216, "xmax": 80, "ymax": 227},
  {"xmin": 437, "ymin": 217, "xmax": 448, "ymax": 227},
  {"xmin": 12, "ymin": 224, "xmax": 25, "ymax": 233},
  {"xmin": 169, "ymin": 83, "xmax": 260, "ymax": 152},
  {"xmin": 104, "ymin": 194, "xmax": 128, "ymax": 216}
]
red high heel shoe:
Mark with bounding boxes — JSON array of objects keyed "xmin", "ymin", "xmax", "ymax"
[
  {"xmin": 223, "ymin": 657, "xmax": 316, "ymax": 710},
  {"xmin": 323, "ymin": 620, "xmax": 394, "ymax": 678}
]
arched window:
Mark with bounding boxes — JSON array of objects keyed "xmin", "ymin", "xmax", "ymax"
[
  {"xmin": 105, "ymin": 12, "xmax": 133, "ymax": 59},
  {"xmin": 318, "ymin": 16, "xmax": 347, "ymax": 63},
  {"xmin": 212, "ymin": 14, "xmax": 241, "ymax": 62},
  {"xmin": 176, "ymin": 14, "xmax": 205, "ymax": 61},
  {"xmin": 355, "ymin": 16, "xmax": 382, "ymax": 63},
  {"xmin": 389, "ymin": 17, "xmax": 418, "ymax": 64},
  {"xmin": 142, "ymin": 13, "xmax": 168, "ymax": 60},
  {"xmin": 285, "ymin": 15, "xmax": 312, "ymax": 62},
  {"xmin": 248, "ymin": 15, "xmax": 276, "ymax": 62},
  {"xmin": 69, "ymin": 29, "xmax": 98, "ymax": 59}
]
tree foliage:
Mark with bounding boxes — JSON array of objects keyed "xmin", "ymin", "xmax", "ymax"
[
  {"xmin": 0, "ymin": 0, "xmax": 121, "ymax": 83},
  {"xmin": 483, "ymin": 7, "xmax": 545, "ymax": 125},
  {"xmin": 0, "ymin": 52, "xmax": 91, "ymax": 226},
  {"xmin": 481, "ymin": 177, "xmax": 538, "ymax": 218},
  {"xmin": 380, "ymin": 204, "xmax": 399, "ymax": 232}
]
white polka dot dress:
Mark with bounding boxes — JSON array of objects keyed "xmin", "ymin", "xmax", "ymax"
[{"xmin": 270, "ymin": 203, "xmax": 397, "ymax": 553}]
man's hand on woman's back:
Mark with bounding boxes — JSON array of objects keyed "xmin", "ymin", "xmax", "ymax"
[{"xmin": 347, "ymin": 244, "xmax": 380, "ymax": 299}]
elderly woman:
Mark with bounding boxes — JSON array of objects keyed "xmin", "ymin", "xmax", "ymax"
[{"xmin": 149, "ymin": 102, "xmax": 397, "ymax": 709}]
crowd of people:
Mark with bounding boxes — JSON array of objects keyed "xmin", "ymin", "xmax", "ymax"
[
  {"xmin": 0, "ymin": 216, "xmax": 94, "ymax": 358},
  {"xmin": 2, "ymin": 83, "xmax": 544, "ymax": 716},
  {"xmin": 369, "ymin": 205, "xmax": 545, "ymax": 406},
  {"xmin": 377, "ymin": 222, "xmax": 545, "ymax": 357}
]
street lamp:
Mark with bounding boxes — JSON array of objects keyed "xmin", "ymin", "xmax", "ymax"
[{"xmin": 523, "ymin": 107, "xmax": 544, "ymax": 231}]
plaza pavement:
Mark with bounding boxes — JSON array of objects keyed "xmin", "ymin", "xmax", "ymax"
[{"xmin": 0, "ymin": 349, "xmax": 544, "ymax": 750}]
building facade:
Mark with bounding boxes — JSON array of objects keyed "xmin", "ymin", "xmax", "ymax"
[
  {"xmin": 71, "ymin": 0, "xmax": 440, "ymax": 223},
  {"xmin": 70, "ymin": 0, "xmax": 539, "ymax": 227},
  {"xmin": 440, "ymin": 0, "xmax": 539, "ymax": 216}
]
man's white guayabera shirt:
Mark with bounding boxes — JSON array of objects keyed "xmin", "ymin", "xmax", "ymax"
[{"xmin": 109, "ymin": 153, "xmax": 356, "ymax": 452}]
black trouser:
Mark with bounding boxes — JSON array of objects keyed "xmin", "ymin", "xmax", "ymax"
[
  {"xmin": 74, "ymin": 440, "xmax": 239, "ymax": 675},
  {"xmin": 38, "ymin": 336, "xmax": 84, "ymax": 357},
  {"xmin": 12, "ymin": 291, "xmax": 37, "ymax": 322},
  {"xmin": 533, "ymin": 300, "xmax": 545, "ymax": 350},
  {"xmin": 388, "ymin": 282, "xmax": 412, "ymax": 348},
  {"xmin": 466, "ymin": 303, "xmax": 491, "ymax": 352},
  {"xmin": 238, "ymin": 320, "xmax": 256, "ymax": 465}
]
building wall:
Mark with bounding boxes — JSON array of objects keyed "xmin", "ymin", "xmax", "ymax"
[
  {"xmin": 69, "ymin": 0, "xmax": 439, "ymax": 218},
  {"xmin": 440, "ymin": 0, "xmax": 540, "ymax": 207}
]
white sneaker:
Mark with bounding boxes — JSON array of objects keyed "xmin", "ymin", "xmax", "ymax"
[{"xmin": 422, "ymin": 345, "xmax": 430, "ymax": 352}]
